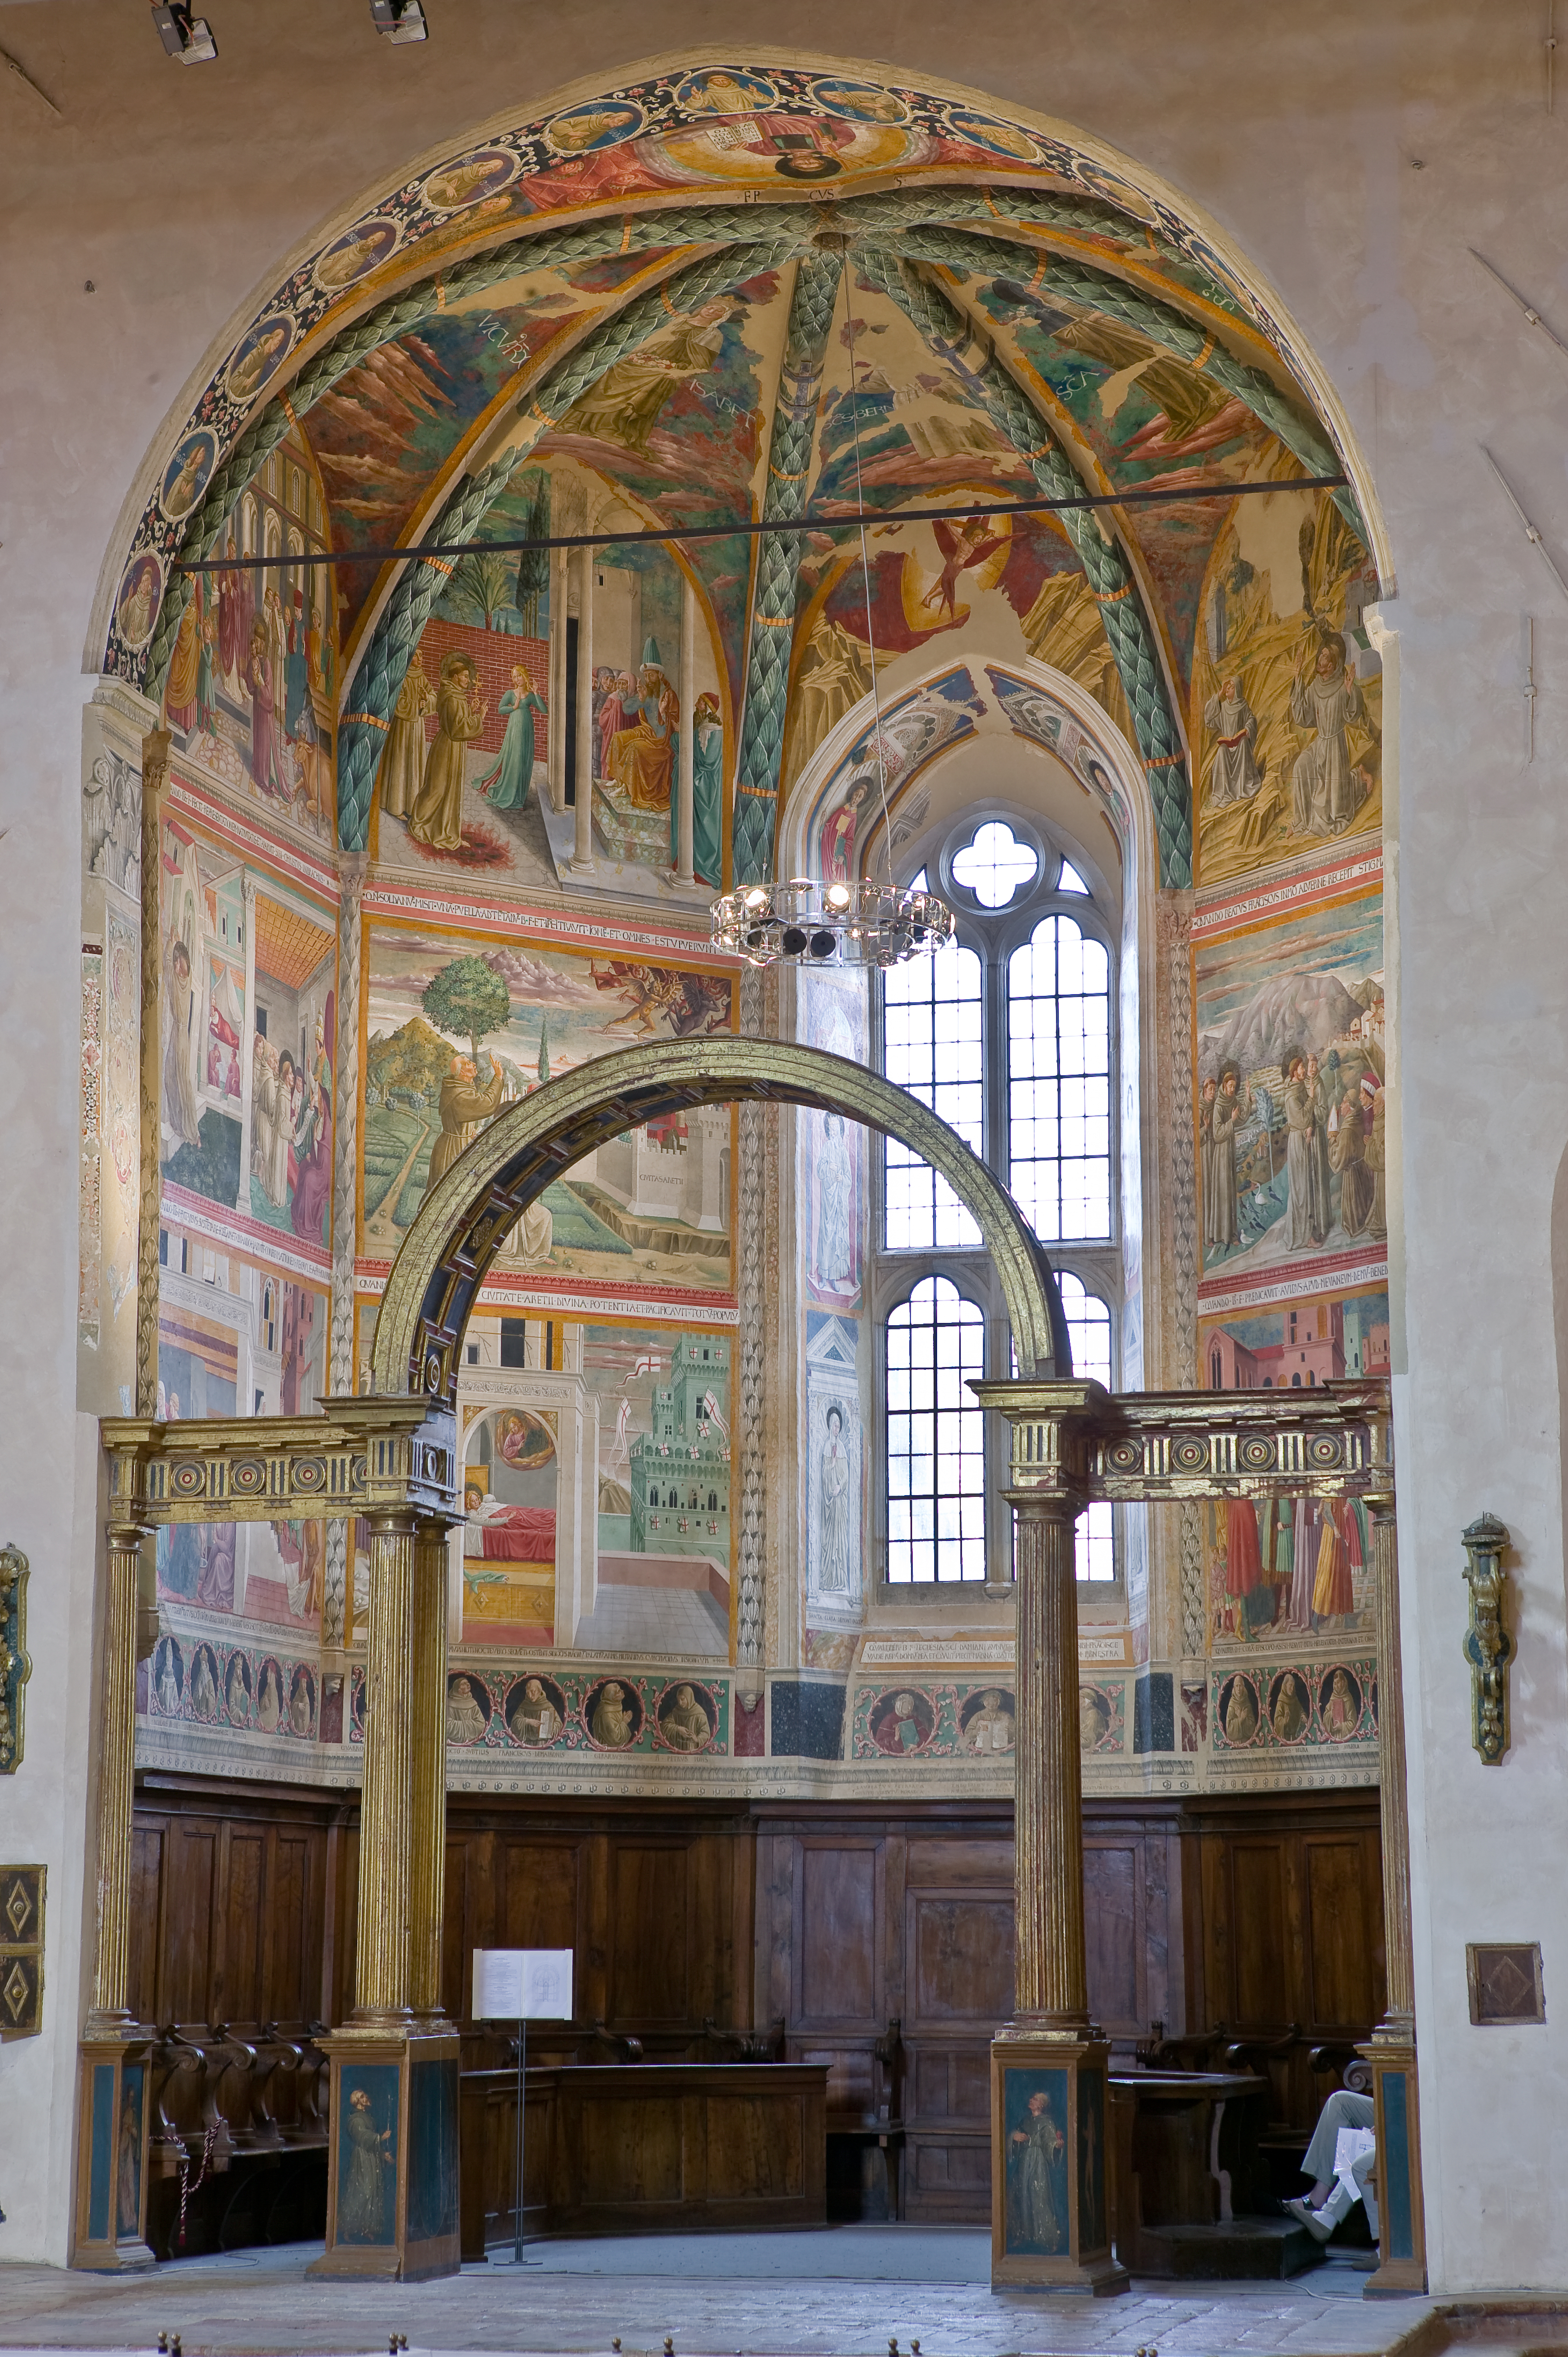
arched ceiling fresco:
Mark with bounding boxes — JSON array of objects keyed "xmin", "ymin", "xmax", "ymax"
[{"xmin": 112, "ymin": 58, "xmax": 1377, "ymax": 893}]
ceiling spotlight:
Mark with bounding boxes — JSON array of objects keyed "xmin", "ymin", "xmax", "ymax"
[
  {"xmin": 370, "ymin": 0, "xmax": 428, "ymax": 40},
  {"xmin": 150, "ymin": 2, "xmax": 217, "ymax": 61}
]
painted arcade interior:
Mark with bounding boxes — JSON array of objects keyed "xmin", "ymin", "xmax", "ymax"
[{"xmin": 75, "ymin": 52, "xmax": 1398, "ymax": 2283}]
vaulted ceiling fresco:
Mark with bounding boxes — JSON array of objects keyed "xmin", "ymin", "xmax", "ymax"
[{"xmin": 118, "ymin": 58, "xmax": 1377, "ymax": 895}]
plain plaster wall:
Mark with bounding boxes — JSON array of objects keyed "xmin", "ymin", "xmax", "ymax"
[{"xmin": 2, "ymin": 0, "xmax": 1567, "ymax": 2288}]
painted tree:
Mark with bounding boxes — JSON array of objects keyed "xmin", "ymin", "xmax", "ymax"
[
  {"xmin": 420, "ymin": 955, "xmax": 512, "ymax": 1068},
  {"xmin": 445, "ymin": 547, "xmax": 517, "ymax": 632}
]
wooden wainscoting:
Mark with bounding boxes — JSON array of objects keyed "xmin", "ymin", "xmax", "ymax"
[{"xmin": 128, "ymin": 1776, "xmax": 1383, "ymax": 2243}]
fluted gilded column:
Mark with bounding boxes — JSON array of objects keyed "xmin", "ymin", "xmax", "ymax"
[
  {"xmin": 1358, "ymin": 1398, "xmax": 1426, "ymax": 2292},
  {"xmin": 353, "ymin": 1508, "xmax": 417, "ymax": 2023},
  {"xmin": 1012, "ymin": 1494, "xmax": 1090, "ymax": 2025},
  {"xmin": 973, "ymin": 1379, "xmax": 1125, "ymax": 2294},
  {"xmin": 135, "ymin": 730, "xmax": 170, "ymax": 1417},
  {"xmin": 1370, "ymin": 1502, "xmax": 1414, "ymax": 2031},
  {"xmin": 409, "ymin": 1516, "xmax": 453, "ymax": 2021},
  {"xmin": 87, "ymin": 1514, "xmax": 150, "ymax": 2036},
  {"xmin": 570, "ymin": 545, "xmax": 595, "ymax": 872},
  {"xmin": 75, "ymin": 1467, "xmax": 157, "ymax": 2268},
  {"xmin": 307, "ymin": 1411, "xmax": 462, "ymax": 2282}
]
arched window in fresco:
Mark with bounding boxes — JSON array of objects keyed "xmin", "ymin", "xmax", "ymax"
[
  {"xmin": 878, "ymin": 813, "xmax": 1121, "ymax": 1587},
  {"xmin": 885, "ymin": 1275, "xmax": 987, "ymax": 1585}
]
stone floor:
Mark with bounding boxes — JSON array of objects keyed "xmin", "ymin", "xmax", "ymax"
[{"xmin": 0, "ymin": 2227, "xmax": 1451, "ymax": 2357}]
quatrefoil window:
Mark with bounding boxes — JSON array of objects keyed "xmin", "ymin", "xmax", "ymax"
[{"xmin": 949, "ymin": 820, "xmax": 1039, "ymax": 908}]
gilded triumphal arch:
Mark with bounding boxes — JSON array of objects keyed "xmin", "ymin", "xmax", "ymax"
[{"xmin": 95, "ymin": 1036, "xmax": 1415, "ymax": 2290}]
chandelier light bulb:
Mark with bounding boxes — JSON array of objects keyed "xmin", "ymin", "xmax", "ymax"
[{"xmin": 710, "ymin": 878, "xmax": 956, "ymax": 970}]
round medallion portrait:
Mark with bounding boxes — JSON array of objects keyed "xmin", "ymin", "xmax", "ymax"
[
  {"xmin": 422, "ymin": 147, "xmax": 520, "ymax": 211},
  {"xmin": 286, "ymin": 1663, "xmax": 317, "ymax": 1739},
  {"xmin": 187, "ymin": 1642, "xmax": 220, "ymax": 1722},
  {"xmin": 545, "ymin": 99, "xmax": 644, "ymax": 156},
  {"xmin": 223, "ymin": 1650, "xmax": 253, "ymax": 1729},
  {"xmin": 959, "ymin": 1687, "xmax": 1016, "ymax": 1756},
  {"xmin": 445, "ymin": 1671, "xmax": 492, "ymax": 1746},
  {"xmin": 160, "ymin": 428, "xmax": 219, "ymax": 522},
  {"xmin": 943, "ymin": 106, "xmax": 1041, "ymax": 162},
  {"xmin": 1267, "ymin": 1669, "xmax": 1312, "ymax": 1745},
  {"xmin": 582, "ymin": 1675, "xmax": 644, "ymax": 1749},
  {"xmin": 503, "ymin": 1672, "xmax": 568, "ymax": 1748},
  {"xmin": 674, "ymin": 67, "xmax": 777, "ymax": 115},
  {"xmin": 115, "ymin": 553, "xmax": 163, "ymax": 652},
  {"xmin": 1079, "ymin": 1683, "xmax": 1116, "ymax": 1753},
  {"xmin": 1217, "ymin": 1671, "xmax": 1261, "ymax": 1746},
  {"xmin": 868, "ymin": 1687, "xmax": 935, "ymax": 1755},
  {"xmin": 314, "ymin": 217, "xmax": 401, "ymax": 294},
  {"xmin": 493, "ymin": 1408, "xmax": 556, "ymax": 1470},
  {"xmin": 255, "ymin": 1655, "xmax": 287, "ymax": 1735},
  {"xmin": 811, "ymin": 78, "xmax": 909, "ymax": 124},
  {"xmin": 152, "ymin": 1634, "xmax": 185, "ymax": 1716},
  {"xmin": 225, "ymin": 310, "xmax": 295, "ymax": 406},
  {"xmin": 1318, "ymin": 1665, "xmax": 1364, "ymax": 1743},
  {"xmin": 654, "ymin": 1680, "xmax": 717, "ymax": 1754}
]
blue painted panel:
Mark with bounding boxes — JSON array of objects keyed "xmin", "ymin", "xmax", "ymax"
[
  {"xmin": 408, "ymin": 2057, "xmax": 458, "ymax": 2244},
  {"xmin": 1077, "ymin": 2068, "xmax": 1106, "ymax": 2252},
  {"xmin": 1383, "ymin": 2068, "xmax": 1415, "ymax": 2260},
  {"xmin": 337, "ymin": 2062, "xmax": 400, "ymax": 2245},
  {"xmin": 1002, "ymin": 2065, "xmax": 1070, "ymax": 2256},
  {"xmin": 116, "ymin": 2064, "xmax": 145, "ymax": 2241},
  {"xmin": 87, "ymin": 2063, "xmax": 115, "ymax": 2244}
]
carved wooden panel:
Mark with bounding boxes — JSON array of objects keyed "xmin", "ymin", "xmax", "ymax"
[
  {"xmin": 797, "ymin": 1842, "xmax": 879, "ymax": 2026},
  {"xmin": 908, "ymin": 1893, "xmax": 1014, "ymax": 2023},
  {"xmin": 1084, "ymin": 1844, "xmax": 1139, "ymax": 2027},
  {"xmin": 612, "ymin": 1846, "xmax": 689, "ymax": 2024},
  {"xmin": 1304, "ymin": 1838, "xmax": 1376, "ymax": 2026}
]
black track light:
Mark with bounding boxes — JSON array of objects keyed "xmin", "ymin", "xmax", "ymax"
[
  {"xmin": 370, "ymin": 0, "xmax": 427, "ymax": 41},
  {"xmin": 150, "ymin": 2, "xmax": 217, "ymax": 61}
]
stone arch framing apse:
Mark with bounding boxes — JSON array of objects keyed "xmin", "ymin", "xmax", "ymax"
[
  {"xmin": 370, "ymin": 1037, "xmax": 1070, "ymax": 1415},
  {"xmin": 105, "ymin": 55, "xmax": 1387, "ymax": 895}
]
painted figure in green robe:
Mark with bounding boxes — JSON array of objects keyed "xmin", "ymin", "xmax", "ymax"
[
  {"xmin": 339, "ymin": 2084, "xmax": 393, "ymax": 2242},
  {"xmin": 479, "ymin": 662, "xmax": 546, "ymax": 813},
  {"xmin": 1007, "ymin": 2085, "xmax": 1066, "ymax": 2253},
  {"xmin": 671, "ymin": 690, "xmax": 723, "ymax": 884}
]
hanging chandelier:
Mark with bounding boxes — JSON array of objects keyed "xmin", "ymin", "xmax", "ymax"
[
  {"xmin": 711, "ymin": 874, "xmax": 956, "ymax": 967},
  {"xmin": 711, "ymin": 261, "xmax": 955, "ymax": 972}
]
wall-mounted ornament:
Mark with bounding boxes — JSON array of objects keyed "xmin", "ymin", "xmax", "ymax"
[
  {"xmin": 1466, "ymin": 1940, "xmax": 1545, "ymax": 2025},
  {"xmin": 0, "ymin": 1864, "xmax": 45, "ymax": 2038},
  {"xmin": 1461, "ymin": 1511, "xmax": 1513, "ymax": 1764},
  {"xmin": 0, "ymin": 1542, "xmax": 29, "ymax": 1772}
]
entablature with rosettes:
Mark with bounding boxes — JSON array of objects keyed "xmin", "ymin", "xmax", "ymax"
[
  {"xmin": 100, "ymin": 1397, "xmax": 458, "ymax": 1529},
  {"xmin": 972, "ymin": 1377, "xmax": 1393, "ymax": 1505}
]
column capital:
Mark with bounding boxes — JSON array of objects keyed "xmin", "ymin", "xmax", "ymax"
[
  {"xmin": 140, "ymin": 726, "xmax": 173, "ymax": 805},
  {"xmin": 972, "ymin": 1377, "xmax": 1103, "ymax": 1517}
]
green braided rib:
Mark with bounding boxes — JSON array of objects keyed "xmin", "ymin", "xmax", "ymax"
[
  {"xmin": 836, "ymin": 184, "xmax": 1247, "ymax": 319},
  {"xmin": 731, "ymin": 249, "xmax": 844, "ymax": 888},
  {"xmin": 140, "ymin": 203, "xmax": 815, "ymax": 693},
  {"xmin": 336, "ymin": 234, "xmax": 807, "ymax": 850},
  {"xmin": 886, "ymin": 222, "xmax": 1364, "ymax": 543},
  {"xmin": 856, "ymin": 248, "xmax": 1192, "ymax": 888}
]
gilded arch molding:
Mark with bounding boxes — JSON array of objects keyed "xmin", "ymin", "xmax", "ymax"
[{"xmin": 370, "ymin": 1036, "xmax": 1071, "ymax": 1407}]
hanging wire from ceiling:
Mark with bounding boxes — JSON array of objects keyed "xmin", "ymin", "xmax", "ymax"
[{"xmin": 710, "ymin": 249, "xmax": 956, "ymax": 971}]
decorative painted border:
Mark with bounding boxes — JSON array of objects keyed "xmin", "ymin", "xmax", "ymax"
[
  {"xmin": 848, "ymin": 1676, "xmax": 1126, "ymax": 1761},
  {"xmin": 351, "ymin": 1661, "xmax": 731, "ymax": 1756},
  {"xmin": 1211, "ymin": 1654, "xmax": 1377, "ymax": 1752}
]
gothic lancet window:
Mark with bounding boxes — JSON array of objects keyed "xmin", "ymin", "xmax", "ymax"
[{"xmin": 876, "ymin": 814, "xmax": 1120, "ymax": 1587}]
